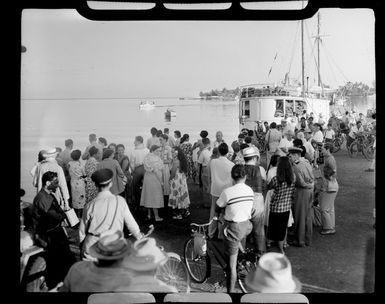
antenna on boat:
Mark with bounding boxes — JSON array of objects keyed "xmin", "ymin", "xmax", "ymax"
[{"xmin": 301, "ymin": 1, "xmax": 305, "ymax": 97}]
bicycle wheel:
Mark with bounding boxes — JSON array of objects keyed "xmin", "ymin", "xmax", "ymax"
[
  {"xmin": 363, "ymin": 143, "xmax": 375, "ymax": 161},
  {"xmin": 156, "ymin": 252, "xmax": 190, "ymax": 293},
  {"xmin": 332, "ymin": 138, "xmax": 342, "ymax": 153},
  {"xmin": 184, "ymin": 237, "xmax": 210, "ymax": 283},
  {"xmin": 237, "ymin": 249, "xmax": 258, "ymax": 293},
  {"xmin": 348, "ymin": 142, "xmax": 359, "ymax": 157}
]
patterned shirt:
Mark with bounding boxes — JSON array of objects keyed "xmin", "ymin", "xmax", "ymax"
[{"xmin": 269, "ymin": 176, "xmax": 296, "ymax": 213}]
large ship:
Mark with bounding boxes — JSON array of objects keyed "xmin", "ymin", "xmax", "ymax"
[{"xmin": 238, "ymin": 12, "xmax": 345, "ymax": 130}]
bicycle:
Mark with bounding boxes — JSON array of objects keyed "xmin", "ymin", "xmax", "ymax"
[
  {"xmin": 331, "ymin": 129, "xmax": 346, "ymax": 153},
  {"xmin": 348, "ymin": 133, "xmax": 372, "ymax": 159},
  {"xmin": 183, "ymin": 218, "xmax": 258, "ymax": 293},
  {"xmin": 131, "ymin": 225, "xmax": 191, "ymax": 293},
  {"xmin": 363, "ymin": 134, "xmax": 375, "ymax": 161}
]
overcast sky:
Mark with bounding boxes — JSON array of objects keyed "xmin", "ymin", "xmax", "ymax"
[{"xmin": 21, "ymin": 8, "xmax": 375, "ymax": 99}]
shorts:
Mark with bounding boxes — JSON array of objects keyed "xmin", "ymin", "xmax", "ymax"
[{"xmin": 223, "ymin": 220, "xmax": 252, "ymax": 256}]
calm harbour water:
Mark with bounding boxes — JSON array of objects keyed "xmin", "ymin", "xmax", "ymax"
[
  {"xmin": 20, "ymin": 98, "xmax": 239, "ymax": 203},
  {"xmin": 20, "ymin": 95, "xmax": 375, "ymax": 203}
]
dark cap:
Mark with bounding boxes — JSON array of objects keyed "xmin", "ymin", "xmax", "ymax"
[
  {"xmin": 288, "ymin": 147, "xmax": 303, "ymax": 154},
  {"xmin": 91, "ymin": 168, "xmax": 113, "ymax": 186}
]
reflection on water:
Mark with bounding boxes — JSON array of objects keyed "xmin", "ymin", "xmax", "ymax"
[{"xmin": 349, "ymin": 95, "xmax": 376, "ymax": 114}]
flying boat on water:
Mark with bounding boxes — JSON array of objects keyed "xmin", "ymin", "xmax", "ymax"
[{"xmin": 139, "ymin": 101, "xmax": 155, "ymax": 110}]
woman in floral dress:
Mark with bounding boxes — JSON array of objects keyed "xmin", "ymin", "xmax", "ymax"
[
  {"xmin": 169, "ymin": 147, "xmax": 191, "ymax": 219},
  {"xmin": 67, "ymin": 150, "xmax": 86, "ymax": 218},
  {"xmin": 179, "ymin": 134, "xmax": 196, "ymax": 181},
  {"xmin": 84, "ymin": 146, "xmax": 99, "ymax": 205}
]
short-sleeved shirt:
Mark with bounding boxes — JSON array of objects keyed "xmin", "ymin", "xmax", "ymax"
[
  {"xmin": 79, "ymin": 191, "xmax": 141, "ymax": 244},
  {"xmin": 209, "ymin": 156, "xmax": 234, "ymax": 197},
  {"xmin": 197, "ymin": 148, "xmax": 211, "ymax": 167},
  {"xmin": 324, "ymin": 129, "xmax": 335, "ymax": 139},
  {"xmin": 348, "ymin": 125, "xmax": 364, "ymax": 139},
  {"xmin": 312, "ymin": 130, "xmax": 324, "ymax": 143},
  {"xmin": 216, "ymin": 183, "xmax": 255, "ymax": 222}
]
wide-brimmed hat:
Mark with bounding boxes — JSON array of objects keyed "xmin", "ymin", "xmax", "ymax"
[
  {"xmin": 89, "ymin": 230, "xmax": 131, "ymax": 260},
  {"xmin": 245, "ymin": 252, "xmax": 301, "ymax": 293},
  {"xmin": 288, "ymin": 147, "xmax": 303, "ymax": 154},
  {"xmin": 42, "ymin": 147, "xmax": 58, "ymax": 158},
  {"xmin": 303, "ymin": 128, "xmax": 312, "ymax": 133},
  {"xmin": 243, "ymin": 146, "xmax": 260, "ymax": 159},
  {"xmin": 123, "ymin": 237, "xmax": 168, "ymax": 271},
  {"xmin": 91, "ymin": 168, "xmax": 113, "ymax": 186}
]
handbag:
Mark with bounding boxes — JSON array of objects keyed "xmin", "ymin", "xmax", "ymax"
[
  {"xmin": 64, "ymin": 208, "xmax": 80, "ymax": 227},
  {"xmin": 326, "ymin": 178, "xmax": 339, "ymax": 193}
]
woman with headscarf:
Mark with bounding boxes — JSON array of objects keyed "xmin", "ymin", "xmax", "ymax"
[
  {"xmin": 97, "ymin": 148, "xmax": 126, "ymax": 196},
  {"xmin": 85, "ymin": 146, "xmax": 99, "ymax": 204},
  {"xmin": 179, "ymin": 133, "xmax": 196, "ymax": 181},
  {"xmin": 140, "ymin": 145, "xmax": 165, "ymax": 222}
]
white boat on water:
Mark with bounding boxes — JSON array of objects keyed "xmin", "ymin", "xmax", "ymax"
[
  {"xmin": 165, "ymin": 108, "xmax": 176, "ymax": 117},
  {"xmin": 238, "ymin": 12, "xmax": 342, "ymax": 130},
  {"xmin": 139, "ymin": 101, "xmax": 155, "ymax": 110}
]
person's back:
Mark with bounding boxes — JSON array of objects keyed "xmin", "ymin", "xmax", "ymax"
[
  {"xmin": 244, "ymin": 165, "xmax": 264, "ymax": 194},
  {"xmin": 209, "ymin": 156, "xmax": 234, "ymax": 196},
  {"xmin": 61, "ymin": 260, "xmax": 134, "ymax": 292}
]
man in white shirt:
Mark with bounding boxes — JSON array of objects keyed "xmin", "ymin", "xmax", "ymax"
[
  {"xmin": 164, "ymin": 128, "xmax": 176, "ymax": 148},
  {"xmin": 281, "ymin": 119, "xmax": 291, "ymax": 136},
  {"xmin": 208, "ymin": 143, "xmax": 234, "ymax": 239},
  {"xmin": 347, "ymin": 121, "xmax": 364, "ymax": 148},
  {"xmin": 312, "ymin": 123, "xmax": 324, "ymax": 143},
  {"xmin": 324, "ymin": 123, "xmax": 335, "ymax": 143},
  {"xmin": 278, "ymin": 130, "xmax": 294, "ymax": 155},
  {"xmin": 214, "ymin": 164, "xmax": 262, "ymax": 293},
  {"xmin": 198, "ymin": 137, "xmax": 212, "ymax": 207},
  {"xmin": 82, "ymin": 133, "xmax": 104, "ymax": 162},
  {"xmin": 130, "ymin": 136, "xmax": 149, "ymax": 210}
]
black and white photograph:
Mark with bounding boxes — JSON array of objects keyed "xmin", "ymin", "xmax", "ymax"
[{"xmin": 19, "ymin": 0, "xmax": 377, "ymax": 301}]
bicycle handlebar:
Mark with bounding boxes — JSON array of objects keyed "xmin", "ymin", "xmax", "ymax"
[
  {"xmin": 128, "ymin": 224, "xmax": 154, "ymax": 239},
  {"xmin": 190, "ymin": 217, "xmax": 218, "ymax": 228}
]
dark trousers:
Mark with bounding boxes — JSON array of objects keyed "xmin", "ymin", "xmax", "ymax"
[
  {"xmin": 45, "ymin": 226, "xmax": 76, "ymax": 288},
  {"xmin": 132, "ymin": 165, "xmax": 145, "ymax": 207}
]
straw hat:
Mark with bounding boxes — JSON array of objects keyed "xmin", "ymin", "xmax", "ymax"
[
  {"xmin": 303, "ymin": 128, "xmax": 312, "ymax": 133},
  {"xmin": 243, "ymin": 146, "xmax": 260, "ymax": 159},
  {"xmin": 245, "ymin": 252, "xmax": 301, "ymax": 293},
  {"xmin": 89, "ymin": 230, "xmax": 130, "ymax": 260},
  {"xmin": 42, "ymin": 147, "xmax": 58, "ymax": 159},
  {"xmin": 123, "ymin": 237, "xmax": 168, "ymax": 271}
]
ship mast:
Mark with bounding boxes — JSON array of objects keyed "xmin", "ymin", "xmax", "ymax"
[
  {"xmin": 301, "ymin": 18, "xmax": 305, "ymax": 97},
  {"xmin": 301, "ymin": 0, "xmax": 305, "ymax": 97},
  {"xmin": 317, "ymin": 12, "xmax": 321, "ymax": 87}
]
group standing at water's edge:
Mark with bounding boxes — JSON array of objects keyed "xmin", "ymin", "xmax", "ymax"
[{"xmin": 23, "ymin": 108, "xmax": 376, "ymax": 293}]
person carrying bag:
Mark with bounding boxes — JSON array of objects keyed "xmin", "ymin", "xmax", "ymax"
[{"xmin": 79, "ymin": 169, "xmax": 143, "ymax": 261}]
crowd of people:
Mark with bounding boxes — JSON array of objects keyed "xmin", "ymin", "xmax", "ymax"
[{"xmin": 21, "ymin": 109, "xmax": 375, "ymax": 293}]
